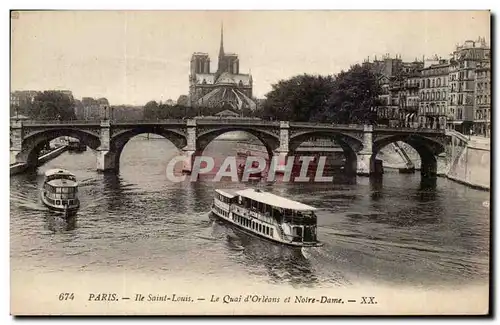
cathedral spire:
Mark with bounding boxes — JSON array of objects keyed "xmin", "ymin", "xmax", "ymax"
[{"xmin": 219, "ymin": 22, "xmax": 225, "ymax": 59}]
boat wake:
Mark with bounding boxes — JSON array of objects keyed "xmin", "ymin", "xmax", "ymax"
[
  {"xmin": 301, "ymin": 246, "xmax": 323, "ymax": 260},
  {"xmin": 226, "ymin": 235, "xmax": 245, "ymax": 251},
  {"xmin": 207, "ymin": 217, "xmax": 246, "ymax": 251}
]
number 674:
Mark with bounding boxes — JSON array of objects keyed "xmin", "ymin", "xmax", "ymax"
[{"xmin": 58, "ymin": 293, "xmax": 75, "ymax": 301}]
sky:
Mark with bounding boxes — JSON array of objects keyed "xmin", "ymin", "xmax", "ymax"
[{"xmin": 11, "ymin": 10, "xmax": 490, "ymax": 106}]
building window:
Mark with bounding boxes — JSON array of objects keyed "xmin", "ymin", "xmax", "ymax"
[
  {"xmin": 432, "ymin": 79, "xmax": 435, "ymax": 88},
  {"xmin": 426, "ymin": 79, "xmax": 430, "ymax": 88}
]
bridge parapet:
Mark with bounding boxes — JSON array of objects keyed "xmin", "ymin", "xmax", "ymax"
[
  {"xmin": 374, "ymin": 126, "xmax": 445, "ymax": 134},
  {"xmin": 22, "ymin": 120, "xmax": 101, "ymax": 126},
  {"xmin": 114, "ymin": 119, "xmax": 187, "ymax": 126},
  {"xmin": 195, "ymin": 119, "xmax": 280, "ymax": 126},
  {"xmin": 289, "ymin": 122, "xmax": 364, "ymax": 130},
  {"xmin": 445, "ymin": 129, "xmax": 469, "ymax": 142}
]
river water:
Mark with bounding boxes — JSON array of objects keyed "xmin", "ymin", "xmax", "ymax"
[{"xmin": 10, "ymin": 137, "xmax": 490, "ymax": 289}]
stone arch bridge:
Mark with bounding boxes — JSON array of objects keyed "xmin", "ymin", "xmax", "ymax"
[{"xmin": 10, "ymin": 118, "xmax": 448, "ymax": 178}]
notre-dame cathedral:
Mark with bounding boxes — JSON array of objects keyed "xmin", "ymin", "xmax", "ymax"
[{"xmin": 188, "ymin": 25, "xmax": 257, "ymax": 111}]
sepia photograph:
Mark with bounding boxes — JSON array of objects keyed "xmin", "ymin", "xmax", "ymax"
[{"xmin": 8, "ymin": 9, "xmax": 491, "ymax": 316}]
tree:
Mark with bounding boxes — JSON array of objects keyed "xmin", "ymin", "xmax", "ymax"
[
  {"xmin": 10, "ymin": 104, "xmax": 20, "ymax": 117},
  {"xmin": 74, "ymin": 99, "xmax": 85, "ymax": 119},
  {"xmin": 260, "ymin": 74, "xmax": 336, "ymax": 122},
  {"xmin": 259, "ymin": 65, "xmax": 381, "ymax": 124},
  {"xmin": 143, "ymin": 100, "xmax": 159, "ymax": 120},
  {"xmin": 177, "ymin": 95, "xmax": 189, "ymax": 107},
  {"xmin": 29, "ymin": 91, "xmax": 76, "ymax": 120},
  {"xmin": 241, "ymin": 106, "xmax": 253, "ymax": 117},
  {"xmin": 325, "ymin": 64, "xmax": 382, "ymax": 124}
]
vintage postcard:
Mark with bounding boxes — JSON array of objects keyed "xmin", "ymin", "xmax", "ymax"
[{"xmin": 9, "ymin": 10, "xmax": 491, "ymax": 315}]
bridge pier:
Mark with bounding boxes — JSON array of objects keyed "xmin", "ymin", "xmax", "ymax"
[
  {"xmin": 10, "ymin": 150, "xmax": 22, "ymax": 165},
  {"xmin": 181, "ymin": 119, "xmax": 198, "ymax": 174},
  {"xmin": 96, "ymin": 150, "xmax": 118, "ymax": 172},
  {"xmin": 10, "ymin": 120, "xmax": 24, "ymax": 164},
  {"xmin": 421, "ymin": 162, "xmax": 438, "ymax": 179},
  {"xmin": 436, "ymin": 153, "xmax": 449, "ymax": 176},
  {"xmin": 181, "ymin": 150, "xmax": 197, "ymax": 174},
  {"xmin": 269, "ymin": 151, "xmax": 290, "ymax": 176},
  {"xmin": 268, "ymin": 121, "xmax": 290, "ymax": 175},
  {"xmin": 96, "ymin": 120, "xmax": 118, "ymax": 173},
  {"xmin": 356, "ymin": 125, "xmax": 377, "ymax": 176},
  {"xmin": 356, "ymin": 153, "xmax": 373, "ymax": 176}
]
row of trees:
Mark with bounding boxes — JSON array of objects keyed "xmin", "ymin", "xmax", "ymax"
[
  {"xmin": 254, "ymin": 64, "xmax": 382, "ymax": 123},
  {"xmin": 143, "ymin": 101, "xmax": 258, "ymax": 120},
  {"xmin": 143, "ymin": 101, "xmax": 206, "ymax": 120},
  {"xmin": 12, "ymin": 64, "xmax": 381, "ymax": 123},
  {"xmin": 11, "ymin": 91, "xmax": 76, "ymax": 120}
]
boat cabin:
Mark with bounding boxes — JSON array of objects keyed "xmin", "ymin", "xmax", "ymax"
[
  {"xmin": 43, "ymin": 169, "xmax": 78, "ymax": 207},
  {"xmin": 44, "ymin": 169, "xmax": 76, "ymax": 182},
  {"xmin": 215, "ymin": 188, "xmax": 318, "ymax": 244}
]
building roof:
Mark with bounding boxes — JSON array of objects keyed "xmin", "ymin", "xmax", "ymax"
[
  {"xmin": 196, "ymin": 86, "xmax": 257, "ymax": 111},
  {"xmin": 45, "ymin": 169, "xmax": 75, "ymax": 177},
  {"xmin": 212, "ymin": 72, "xmax": 251, "ymax": 86},
  {"xmin": 215, "ymin": 189, "xmax": 239, "ymax": 198},
  {"xmin": 215, "ymin": 109, "xmax": 240, "ymax": 117},
  {"xmin": 47, "ymin": 178, "xmax": 78, "ymax": 188},
  {"xmin": 235, "ymin": 188, "xmax": 317, "ymax": 211},
  {"xmin": 195, "ymin": 74, "xmax": 216, "ymax": 85},
  {"xmin": 216, "ymin": 72, "xmax": 236, "ymax": 84}
]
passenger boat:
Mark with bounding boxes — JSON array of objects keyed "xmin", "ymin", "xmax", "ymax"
[
  {"xmin": 211, "ymin": 188, "xmax": 322, "ymax": 247},
  {"xmin": 41, "ymin": 169, "xmax": 80, "ymax": 217}
]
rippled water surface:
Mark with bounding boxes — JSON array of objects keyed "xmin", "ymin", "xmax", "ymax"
[{"xmin": 10, "ymin": 138, "xmax": 490, "ymax": 288}]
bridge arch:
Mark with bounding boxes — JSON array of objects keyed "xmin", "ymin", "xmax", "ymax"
[
  {"xmin": 372, "ymin": 134, "xmax": 445, "ymax": 178},
  {"xmin": 18, "ymin": 128, "xmax": 101, "ymax": 168},
  {"xmin": 289, "ymin": 131, "xmax": 363, "ymax": 175},
  {"xmin": 196, "ymin": 127, "xmax": 280, "ymax": 159},
  {"xmin": 109, "ymin": 126, "xmax": 188, "ymax": 171}
]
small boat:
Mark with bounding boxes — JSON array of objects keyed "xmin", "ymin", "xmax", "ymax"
[
  {"xmin": 211, "ymin": 188, "xmax": 322, "ymax": 247},
  {"xmin": 67, "ymin": 138, "xmax": 86, "ymax": 152},
  {"xmin": 41, "ymin": 169, "xmax": 80, "ymax": 217},
  {"xmin": 237, "ymin": 161, "xmax": 263, "ymax": 180}
]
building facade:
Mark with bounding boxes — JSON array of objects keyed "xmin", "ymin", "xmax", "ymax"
[
  {"xmin": 418, "ymin": 59, "xmax": 449, "ymax": 129},
  {"xmin": 448, "ymin": 38, "xmax": 490, "ymax": 134},
  {"xmin": 363, "ymin": 55, "xmax": 423, "ymax": 127},
  {"xmin": 363, "ymin": 37, "xmax": 490, "ymax": 134},
  {"xmin": 81, "ymin": 97, "xmax": 109, "ymax": 120},
  {"xmin": 474, "ymin": 60, "xmax": 491, "ymax": 136},
  {"xmin": 10, "ymin": 90, "xmax": 39, "ymax": 108},
  {"xmin": 188, "ymin": 26, "xmax": 256, "ymax": 111}
]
